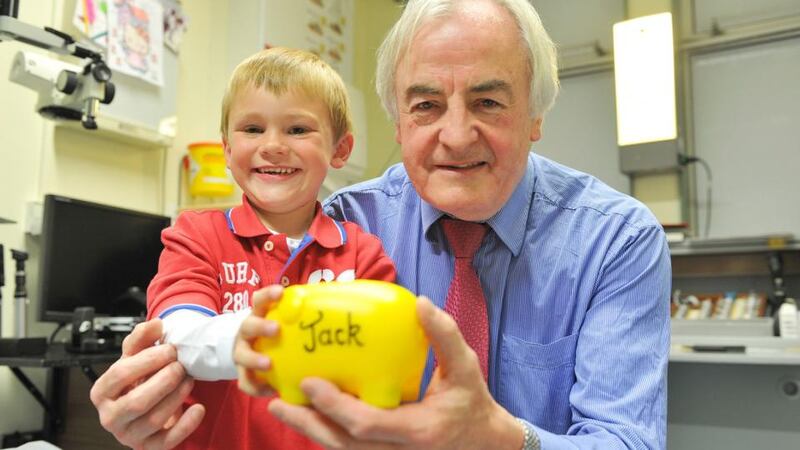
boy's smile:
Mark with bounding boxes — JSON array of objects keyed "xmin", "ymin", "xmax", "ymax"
[
  {"xmin": 254, "ymin": 166, "xmax": 299, "ymax": 176},
  {"xmin": 224, "ymin": 85, "xmax": 352, "ymax": 236}
]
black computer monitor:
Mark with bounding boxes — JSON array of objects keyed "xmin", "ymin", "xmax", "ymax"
[{"xmin": 38, "ymin": 194, "xmax": 171, "ymax": 323}]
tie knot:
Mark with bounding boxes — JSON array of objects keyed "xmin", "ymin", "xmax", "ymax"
[{"xmin": 441, "ymin": 218, "xmax": 487, "ymax": 259}]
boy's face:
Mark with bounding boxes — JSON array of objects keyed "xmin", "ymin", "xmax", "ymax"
[{"xmin": 223, "ymin": 85, "xmax": 352, "ymax": 230}]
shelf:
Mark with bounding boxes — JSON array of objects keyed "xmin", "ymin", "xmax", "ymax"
[
  {"xmin": 669, "ymin": 234, "xmax": 799, "ymax": 256},
  {"xmin": 670, "ymin": 324, "xmax": 800, "ymax": 365},
  {"xmin": 672, "ymin": 318, "xmax": 774, "ymax": 336},
  {"xmin": 669, "ymin": 347, "xmax": 800, "ymax": 365},
  {"xmin": 671, "ymin": 245, "xmax": 800, "ymax": 279},
  {"xmin": 55, "ymin": 114, "xmax": 174, "ymax": 148}
]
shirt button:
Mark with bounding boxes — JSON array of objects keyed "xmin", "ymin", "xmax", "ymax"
[
  {"xmin": 264, "ymin": 240, "xmax": 274, "ymax": 251},
  {"xmin": 280, "ymin": 276, "xmax": 290, "ymax": 286}
]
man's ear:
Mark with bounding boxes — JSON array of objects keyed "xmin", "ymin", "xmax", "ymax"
[
  {"xmin": 395, "ymin": 122, "xmax": 401, "ymax": 144},
  {"xmin": 529, "ymin": 117, "xmax": 543, "ymax": 142},
  {"xmin": 330, "ymin": 132, "xmax": 354, "ymax": 169}
]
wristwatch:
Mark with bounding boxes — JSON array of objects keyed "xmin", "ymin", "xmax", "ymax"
[{"xmin": 515, "ymin": 418, "xmax": 541, "ymax": 450}]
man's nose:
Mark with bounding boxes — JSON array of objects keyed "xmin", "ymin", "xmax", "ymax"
[{"xmin": 438, "ymin": 104, "xmax": 478, "ymax": 151}]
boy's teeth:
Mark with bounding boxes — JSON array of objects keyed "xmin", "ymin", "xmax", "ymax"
[{"xmin": 257, "ymin": 167, "xmax": 297, "ymax": 174}]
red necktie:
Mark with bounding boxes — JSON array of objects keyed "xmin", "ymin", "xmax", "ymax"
[{"xmin": 441, "ymin": 218, "xmax": 490, "ymax": 381}]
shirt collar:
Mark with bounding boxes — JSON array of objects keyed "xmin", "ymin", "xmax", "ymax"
[
  {"xmin": 421, "ymin": 158, "xmax": 534, "ymax": 257},
  {"xmin": 227, "ymin": 194, "xmax": 347, "ymax": 248}
]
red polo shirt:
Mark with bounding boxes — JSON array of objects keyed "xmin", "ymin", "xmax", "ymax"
[{"xmin": 147, "ymin": 197, "xmax": 396, "ymax": 450}]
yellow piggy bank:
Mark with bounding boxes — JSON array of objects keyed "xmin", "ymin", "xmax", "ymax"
[{"xmin": 253, "ymin": 280, "xmax": 428, "ymax": 408}]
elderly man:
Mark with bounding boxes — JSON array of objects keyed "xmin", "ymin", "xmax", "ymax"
[{"xmin": 91, "ymin": 0, "xmax": 670, "ymax": 449}]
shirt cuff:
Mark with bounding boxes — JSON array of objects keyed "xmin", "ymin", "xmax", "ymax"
[
  {"xmin": 215, "ymin": 309, "xmax": 251, "ymax": 376},
  {"xmin": 532, "ymin": 423, "xmax": 571, "ymax": 450}
]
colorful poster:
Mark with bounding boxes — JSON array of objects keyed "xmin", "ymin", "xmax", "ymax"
[
  {"xmin": 107, "ymin": 0, "xmax": 165, "ymax": 86},
  {"xmin": 163, "ymin": 0, "xmax": 189, "ymax": 54},
  {"xmin": 72, "ymin": 0, "xmax": 110, "ymax": 47}
]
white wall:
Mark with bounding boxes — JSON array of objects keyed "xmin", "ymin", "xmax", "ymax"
[
  {"xmin": 536, "ymin": 71, "xmax": 630, "ymax": 195},
  {"xmin": 691, "ymin": 37, "xmax": 800, "ymax": 238},
  {"xmin": 0, "ymin": 1, "xmax": 54, "ymax": 436}
]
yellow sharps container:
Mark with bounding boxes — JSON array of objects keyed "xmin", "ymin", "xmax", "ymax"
[{"xmin": 187, "ymin": 142, "xmax": 234, "ymax": 197}]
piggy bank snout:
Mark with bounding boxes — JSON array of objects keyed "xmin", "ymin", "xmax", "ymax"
[{"xmin": 276, "ymin": 288, "xmax": 306, "ymax": 324}]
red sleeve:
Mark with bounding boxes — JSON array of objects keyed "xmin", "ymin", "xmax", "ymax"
[
  {"xmin": 146, "ymin": 212, "xmax": 222, "ymax": 320},
  {"xmin": 349, "ymin": 224, "xmax": 397, "ymax": 283}
]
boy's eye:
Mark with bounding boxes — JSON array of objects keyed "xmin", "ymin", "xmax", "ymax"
[
  {"xmin": 243, "ymin": 125, "xmax": 263, "ymax": 134},
  {"xmin": 288, "ymin": 126, "xmax": 309, "ymax": 135}
]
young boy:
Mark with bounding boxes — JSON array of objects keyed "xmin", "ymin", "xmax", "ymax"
[{"xmin": 146, "ymin": 47, "xmax": 396, "ymax": 450}]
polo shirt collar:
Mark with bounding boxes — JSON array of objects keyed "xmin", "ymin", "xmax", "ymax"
[
  {"xmin": 421, "ymin": 158, "xmax": 533, "ymax": 257},
  {"xmin": 226, "ymin": 194, "xmax": 347, "ymax": 248}
]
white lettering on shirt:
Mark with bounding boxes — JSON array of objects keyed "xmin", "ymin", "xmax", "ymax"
[
  {"xmin": 222, "ymin": 290, "xmax": 250, "ymax": 313},
  {"xmin": 248, "ymin": 270, "xmax": 260, "ymax": 287},
  {"xmin": 220, "ymin": 261, "xmax": 260, "ymax": 313},
  {"xmin": 236, "ymin": 262, "xmax": 248, "ymax": 284},
  {"xmin": 308, "ymin": 268, "xmax": 335, "ymax": 283},
  {"xmin": 307, "ymin": 268, "xmax": 356, "ymax": 283},
  {"xmin": 222, "ymin": 262, "xmax": 236, "ymax": 284}
]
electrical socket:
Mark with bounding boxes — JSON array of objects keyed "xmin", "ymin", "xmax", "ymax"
[{"xmin": 25, "ymin": 201, "xmax": 43, "ymax": 236}]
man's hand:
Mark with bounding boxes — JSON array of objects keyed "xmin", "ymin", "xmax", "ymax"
[
  {"xmin": 268, "ymin": 296, "xmax": 525, "ymax": 450},
  {"xmin": 234, "ymin": 285, "xmax": 283, "ymax": 396},
  {"xmin": 90, "ymin": 319, "xmax": 205, "ymax": 450}
]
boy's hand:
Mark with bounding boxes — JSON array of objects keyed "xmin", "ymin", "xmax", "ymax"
[{"xmin": 234, "ymin": 285, "xmax": 283, "ymax": 396}]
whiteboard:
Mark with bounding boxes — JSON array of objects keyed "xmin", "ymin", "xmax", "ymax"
[
  {"xmin": 691, "ymin": 37, "xmax": 800, "ymax": 238},
  {"xmin": 535, "ymin": 70, "xmax": 630, "ymax": 195},
  {"xmin": 60, "ymin": 0, "xmax": 178, "ymax": 131}
]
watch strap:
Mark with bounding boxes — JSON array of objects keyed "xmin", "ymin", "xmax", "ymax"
[{"xmin": 515, "ymin": 417, "xmax": 541, "ymax": 450}]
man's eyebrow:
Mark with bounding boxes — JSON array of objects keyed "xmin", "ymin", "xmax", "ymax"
[
  {"xmin": 403, "ymin": 80, "xmax": 513, "ymax": 103},
  {"xmin": 404, "ymin": 84, "xmax": 442, "ymax": 102},
  {"xmin": 471, "ymin": 79, "xmax": 513, "ymax": 98}
]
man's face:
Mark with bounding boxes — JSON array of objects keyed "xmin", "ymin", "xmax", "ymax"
[{"xmin": 393, "ymin": 1, "xmax": 542, "ymax": 221}]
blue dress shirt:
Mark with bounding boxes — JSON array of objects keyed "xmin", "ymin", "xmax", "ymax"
[{"xmin": 324, "ymin": 152, "xmax": 671, "ymax": 449}]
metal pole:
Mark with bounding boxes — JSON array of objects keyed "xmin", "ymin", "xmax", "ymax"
[
  {"xmin": 11, "ymin": 249, "xmax": 28, "ymax": 338},
  {"xmin": 0, "ymin": 244, "xmax": 4, "ymax": 336}
]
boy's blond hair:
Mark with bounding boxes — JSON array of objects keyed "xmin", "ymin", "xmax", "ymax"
[{"xmin": 220, "ymin": 47, "xmax": 352, "ymax": 142}]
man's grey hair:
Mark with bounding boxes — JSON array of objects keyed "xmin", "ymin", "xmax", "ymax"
[{"xmin": 375, "ymin": 0, "xmax": 560, "ymax": 122}]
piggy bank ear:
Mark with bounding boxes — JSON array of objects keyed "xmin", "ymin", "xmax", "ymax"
[{"xmin": 277, "ymin": 286, "xmax": 305, "ymax": 324}]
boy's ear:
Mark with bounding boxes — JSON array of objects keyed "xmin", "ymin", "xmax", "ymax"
[
  {"xmin": 330, "ymin": 132, "xmax": 354, "ymax": 169},
  {"xmin": 222, "ymin": 136, "xmax": 232, "ymax": 166}
]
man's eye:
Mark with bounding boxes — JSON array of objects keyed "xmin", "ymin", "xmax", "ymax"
[
  {"xmin": 288, "ymin": 126, "xmax": 309, "ymax": 135},
  {"xmin": 412, "ymin": 101, "xmax": 436, "ymax": 111},
  {"xmin": 478, "ymin": 98, "xmax": 501, "ymax": 108}
]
